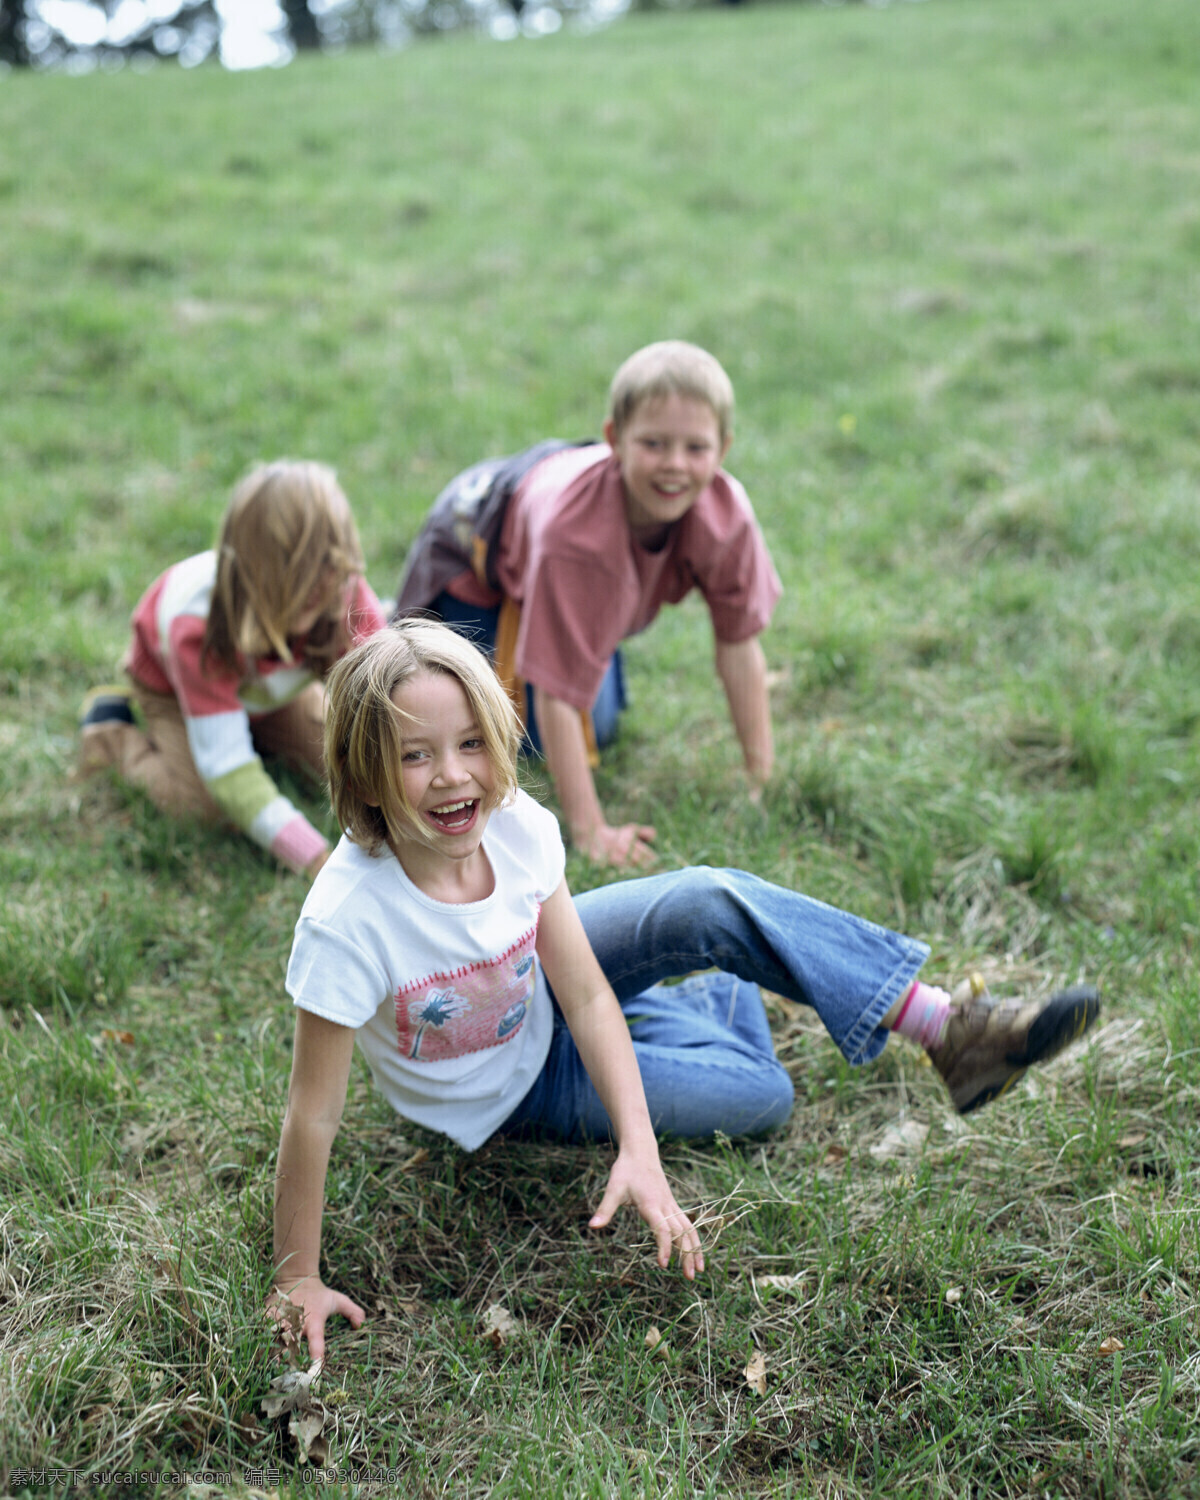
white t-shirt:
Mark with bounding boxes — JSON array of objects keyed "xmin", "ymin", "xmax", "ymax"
[{"xmin": 287, "ymin": 790, "xmax": 566, "ymax": 1150}]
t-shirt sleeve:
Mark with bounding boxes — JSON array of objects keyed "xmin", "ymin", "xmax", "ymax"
[
  {"xmin": 164, "ymin": 614, "xmax": 329, "ymax": 875},
  {"xmin": 521, "ymin": 791, "xmax": 568, "ymax": 898},
  {"xmin": 489, "ymin": 790, "xmax": 568, "ymax": 898},
  {"xmin": 287, "ymin": 916, "xmax": 392, "ymax": 1029},
  {"xmin": 345, "ymin": 576, "xmax": 389, "ymax": 642},
  {"xmin": 694, "ymin": 479, "xmax": 782, "ymax": 644},
  {"xmin": 514, "ymin": 556, "xmax": 626, "ymax": 711}
]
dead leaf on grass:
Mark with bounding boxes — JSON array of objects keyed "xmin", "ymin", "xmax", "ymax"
[
  {"xmin": 644, "ymin": 1324, "xmax": 670, "ymax": 1359},
  {"xmin": 291, "ymin": 1410, "xmax": 328, "ymax": 1465},
  {"xmin": 260, "ymin": 1361, "xmax": 322, "ymax": 1420},
  {"xmin": 481, "ymin": 1303, "xmax": 518, "ymax": 1348},
  {"xmin": 744, "ymin": 1350, "xmax": 768, "ymax": 1397},
  {"xmin": 869, "ymin": 1119, "xmax": 929, "ymax": 1161},
  {"xmin": 261, "ymin": 1360, "xmax": 331, "ymax": 1461},
  {"xmin": 1098, "ymin": 1336, "xmax": 1125, "ymax": 1356},
  {"xmin": 120, "ymin": 1122, "xmax": 161, "ymax": 1155},
  {"xmin": 376, "ymin": 1297, "xmax": 422, "ymax": 1320},
  {"xmin": 269, "ymin": 1295, "xmax": 305, "ymax": 1359},
  {"xmin": 755, "ymin": 1273, "xmax": 807, "ymax": 1293}
]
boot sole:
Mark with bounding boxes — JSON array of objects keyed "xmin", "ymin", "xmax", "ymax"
[
  {"xmin": 958, "ymin": 984, "xmax": 1101, "ymax": 1114},
  {"xmin": 79, "ymin": 687, "xmax": 135, "ymax": 729}
]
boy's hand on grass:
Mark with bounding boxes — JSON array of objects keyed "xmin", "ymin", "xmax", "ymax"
[
  {"xmin": 270, "ymin": 1278, "xmax": 366, "ymax": 1364},
  {"xmin": 744, "ymin": 756, "xmax": 773, "ymax": 807},
  {"xmin": 580, "ymin": 821, "xmax": 658, "ymax": 869},
  {"xmin": 589, "ymin": 1151, "xmax": 705, "ymax": 1281}
]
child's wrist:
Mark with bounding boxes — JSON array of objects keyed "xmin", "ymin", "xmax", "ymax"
[
  {"xmin": 615, "ymin": 1125, "xmax": 661, "ymax": 1159},
  {"xmin": 569, "ymin": 815, "xmax": 605, "ymax": 847},
  {"xmin": 744, "ymin": 756, "xmax": 771, "ymax": 784},
  {"xmin": 273, "ymin": 1267, "xmax": 320, "ymax": 1294}
]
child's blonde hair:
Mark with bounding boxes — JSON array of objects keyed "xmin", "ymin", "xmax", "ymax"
[
  {"xmin": 203, "ymin": 460, "xmax": 366, "ymax": 677},
  {"xmin": 607, "ymin": 341, "xmax": 735, "ymax": 446},
  {"xmin": 325, "ymin": 620, "xmax": 521, "ymax": 856}
]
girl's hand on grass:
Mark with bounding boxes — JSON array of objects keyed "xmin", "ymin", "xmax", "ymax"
[
  {"xmin": 270, "ymin": 1278, "xmax": 366, "ymax": 1364},
  {"xmin": 589, "ymin": 1151, "xmax": 705, "ymax": 1281}
]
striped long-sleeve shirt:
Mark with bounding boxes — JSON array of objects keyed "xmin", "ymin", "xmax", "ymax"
[{"xmin": 125, "ymin": 551, "xmax": 387, "ymax": 872}]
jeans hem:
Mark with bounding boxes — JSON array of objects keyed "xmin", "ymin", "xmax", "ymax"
[{"xmin": 838, "ymin": 942, "xmax": 929, "ymax": 1067}]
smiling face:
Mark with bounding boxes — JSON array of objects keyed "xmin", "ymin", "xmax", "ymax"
[
  {"xmin": 388, "ymin": 669, "xmax": 497, "ymax": 894},
  {"xmin": 605, "ymin": 392, "xmax": 731, "ymax": 541}
]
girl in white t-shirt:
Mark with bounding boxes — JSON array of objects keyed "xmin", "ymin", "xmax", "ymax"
[
  {"xmin": 275, "ymin": 619, "xmax": 707, "ymax": 1360},
  {"xmin": 273, "ymin": 620, "xmax": 1099, "ymax": 1362}
]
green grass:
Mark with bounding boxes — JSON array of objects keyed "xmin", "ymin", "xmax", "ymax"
[{"xmin": 3, "ymin": 0, "xmax": 1200, "ymax": 1493}]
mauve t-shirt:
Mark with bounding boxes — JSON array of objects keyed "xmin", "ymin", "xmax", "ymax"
[{"xmin": 482, "ymin": 445, "xmax": 780, "ymax": 710}]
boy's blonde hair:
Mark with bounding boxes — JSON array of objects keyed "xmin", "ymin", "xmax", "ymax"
[
  {"xmin": 204, "ymin": 460, "xmax": 366, "ymax": 676},
  {"xmin": 607, "ymin": 341, "xmax": 735, "ymax": 446},
  {"xmin": 325, "ymin": 620, "xmax": 521, "ymax": 856}
]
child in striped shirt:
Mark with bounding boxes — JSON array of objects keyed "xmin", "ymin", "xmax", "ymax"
[{"xmin": 78, "ymin": 460, "xmax": 387, "ymax": 876}]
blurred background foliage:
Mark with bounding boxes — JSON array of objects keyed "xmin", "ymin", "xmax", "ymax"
[{"xmin": 0, "ymin": 0, "xmax": 778, "ymax": 70}]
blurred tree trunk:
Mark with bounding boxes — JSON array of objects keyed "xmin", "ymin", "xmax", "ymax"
[
  {"xmin": 0, "ymin": 0, "xmax": 31, "ymax": 67},
  {"xmin": 282, "ymin": 0, "xmax": 321, "ymax": 50}
]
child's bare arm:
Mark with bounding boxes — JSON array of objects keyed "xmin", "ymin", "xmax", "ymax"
[
  {"xmin": 272, "ymin": 1009, "xmax": 365, "ymax": 1362},
  {"xmin": 715, "ymin": 635, "xmax": 774, "ymax": 789},
  {"xmin": 534, "ymin": 688, "xmax": 657, "ymax": 868},
  {"xmin": 535, "ymin": 880, "xmax": 704, "ymax": 1280}
]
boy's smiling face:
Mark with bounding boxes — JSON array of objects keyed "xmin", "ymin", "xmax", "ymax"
[{"xmin": 605, "ymin": 393, "xmax": 731, "ymax": 540}]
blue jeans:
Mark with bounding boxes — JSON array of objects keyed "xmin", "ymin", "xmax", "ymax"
[
  {"xmin": 430, "ymin": 590, "xmax": 626, "ymax": 753},
  {"xmin": 502, "ymin": 866, "xmax": 930, "ymax": 1143}
]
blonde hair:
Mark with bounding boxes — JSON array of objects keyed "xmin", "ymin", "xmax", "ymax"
[
  {"xmin": 203, "ymin": 460, "xmax": 366, "ymax": 677},
  {"xmin": 607, "ymin": 341, "xmax": 735, "ymax": 445},
  {"xmin": 325, "ymin": 620, "xmax": 521, "ymax": 856}
]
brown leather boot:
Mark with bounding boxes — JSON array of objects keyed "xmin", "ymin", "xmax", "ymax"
[{"xmin": 928, "ymin": 974, "xmax": 1100, "ymax": 1114}]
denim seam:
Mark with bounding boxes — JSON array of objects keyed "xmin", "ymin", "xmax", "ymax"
[{"xmin": 840, "ymin": 945, "xmax": 929, "ymax": 1066}]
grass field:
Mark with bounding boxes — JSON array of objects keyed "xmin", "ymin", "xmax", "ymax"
[{"xmin": 2, "ymin": 0, "xmax": 1199, "ymax": 1493}]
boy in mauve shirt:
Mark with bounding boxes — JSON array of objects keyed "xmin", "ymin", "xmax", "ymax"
[{"xmin": 394, "ymin": 341, "xmax": 781, "ymax": 869}]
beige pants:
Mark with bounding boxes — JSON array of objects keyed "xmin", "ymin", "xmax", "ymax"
[{"xmin": 80, "ymin": 678, "xmax": 327, "ymax": 823}]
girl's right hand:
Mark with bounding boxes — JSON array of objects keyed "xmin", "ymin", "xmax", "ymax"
[
  {"xmin": 589, "ymin": 1147, "xmax": 705, "ymax": 1281},
  {"xmin": 269, "ymin": 1278, "xmax": 366, "ymax": 1365}
]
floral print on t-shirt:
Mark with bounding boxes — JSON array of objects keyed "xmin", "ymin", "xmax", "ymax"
[{"xmin": 395, "ymin": 925, "xmax": 538, "ymax": 1062}]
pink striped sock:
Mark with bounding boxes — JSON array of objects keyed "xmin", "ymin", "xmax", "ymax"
[{"xmin": 890, "ymin": 981, "xmax": 952, "ymax": 1049}]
